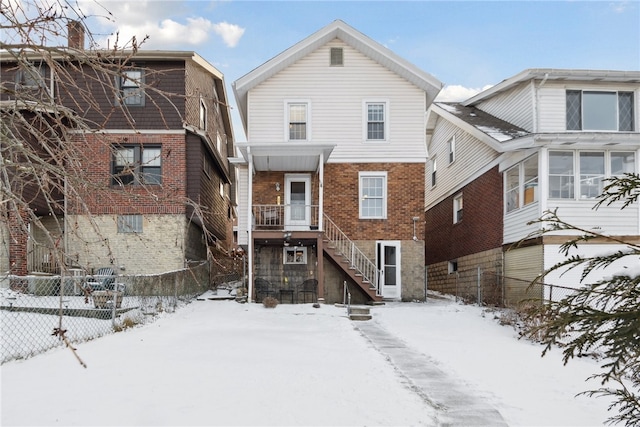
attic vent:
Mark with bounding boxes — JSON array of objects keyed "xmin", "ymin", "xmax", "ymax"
[{"xmin": 330, "ymin": 47, "xmax": 343, "ymax": 66}]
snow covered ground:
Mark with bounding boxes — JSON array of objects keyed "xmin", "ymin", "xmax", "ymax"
[{"xmin": 1, "ymin": 294, "xmax": 614, "ymax": 426}]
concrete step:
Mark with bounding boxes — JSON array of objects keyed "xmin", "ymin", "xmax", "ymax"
[
  {"xmin": 349, "ymin": 313, "xmax": 372, "ymax": 321},
  {"xmin": 349, "ymin": 306, "xmax": 372, "ymax": 321}
]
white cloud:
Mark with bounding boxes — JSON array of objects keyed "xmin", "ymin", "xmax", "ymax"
[
  {"xmin": 76, "ymin": 1, "xmax": 244, "ymax": 49},
  {"xmin": 212, "ymin": 21, "xmax": 245, "ymax": 48},
  {"xmin": 435, "ymin": 84, "xmax": 494, "ymax": 102}
]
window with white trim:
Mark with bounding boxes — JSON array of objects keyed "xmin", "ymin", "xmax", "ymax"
[
  {"xmin": 284, "ymin": 247, "xmax": 307, "ymax": 264},
  {"xmin": 364, "ymin": 101, "xmax": 387, "ymax": 141},
  {"xmin": 430, "ymin": 158, "xmax": 437, "ymax": 187},
  {"xmin": 448, "ymin": 260, "xmax": 458, "ymax": 274},
  {"xmin": 117, "ymin": 214, "xmax": 143, "ymax": 233},
  {"xmin": 549, "ymin": 150, "xmax": 636, "ymax": 199},
  {"xmin": 287, "ymin": 102, "xmax": 308, "ymax": 140},
  {"xmin": 505, "ymin": 155, "xmax": 538, "ymax": 213},
  {"xmin": 448, "ymin": 136, "xmax": 456, "ymax": 164},
  {"xmin": 117, "ymin": 69, "xmax": 145, "ymax": 106},
  {"xmin": 199, "ymin": 98, "xmax": 207, "ymax": 130},
  {"xmin": 453, "ymin": 193, "xmax": 463, "ymax": 224},
  {"xmin": 359, "ymin": 172, "xmax": 387, "ymax": 219},
  {"xmin": 566, "ymin": 90, "xmax": 634, "ymax": 131}
]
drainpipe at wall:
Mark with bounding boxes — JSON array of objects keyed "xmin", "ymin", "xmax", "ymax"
[{"xmin": 247, "ymin": 148, "xmax": 254, "ymax": 303}]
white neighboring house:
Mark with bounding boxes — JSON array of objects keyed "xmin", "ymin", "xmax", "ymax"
[
  {"xmin": 425, "ymin": 69, "xmax": 640, "ymax": 305},
  {"xmin": 232, "ymin": 20, "xmax": 442, "ymax": 304}
]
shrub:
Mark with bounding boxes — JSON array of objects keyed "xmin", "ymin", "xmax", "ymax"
[{"xmin": 262, "ymin": 296, "xmax": 279, "ymax": 308}]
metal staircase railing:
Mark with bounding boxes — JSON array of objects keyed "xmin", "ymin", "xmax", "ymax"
[{"xmin": 323, "ymin": 214, "xmax": 380, "ymax": 296}]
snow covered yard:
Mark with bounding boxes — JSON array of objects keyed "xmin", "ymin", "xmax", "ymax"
[{"xmin": 1, "ymin": 295, "xmax": 614, "ymax": 426}]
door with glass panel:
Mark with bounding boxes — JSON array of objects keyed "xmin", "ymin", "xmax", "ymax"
[
  {"xmin": 376, "ymin": 241, "xmax": 401, "ymax": 300},
  {"xmin": 284, "ymin": 174, "xmax": 311, "ymax": 230}
]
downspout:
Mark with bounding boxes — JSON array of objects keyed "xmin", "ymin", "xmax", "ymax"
[
  {"xmin": 247, "ymin": 148, "xmax": 254, "ymax": 302},
  {"xmin": 317, "ymin": 152, "xmax": 324, "ymax": 301}
]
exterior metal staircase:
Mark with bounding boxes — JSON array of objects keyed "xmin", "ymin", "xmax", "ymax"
[{"xmin": 322, "ymin": 214, "xmax": 383, "ymax": 303}]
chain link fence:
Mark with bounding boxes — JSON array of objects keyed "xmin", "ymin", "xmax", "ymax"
[
  {"xmin": 1, "ymin": 258, "xmax": 246, "ymax": 364},
  {"xmin": 438, "ymin": 268, "xmax": 580, "ymax": 309}
]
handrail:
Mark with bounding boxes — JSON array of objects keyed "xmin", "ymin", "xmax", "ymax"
[
  {"xmin": 323, "ymin": 214, "xmax": 380, "ymax": 296},
  {"xmin": 343, "ymin": 280, "xmax": 352, "ymax": 316}
]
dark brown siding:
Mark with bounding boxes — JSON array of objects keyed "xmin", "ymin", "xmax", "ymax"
[
  {"xmin": 425, "ymin": 166, "xmax": 503, "ymax": 264},
  {"xmin": 56, "ymin": 60, "xmax": 185, "ymax": 130}
]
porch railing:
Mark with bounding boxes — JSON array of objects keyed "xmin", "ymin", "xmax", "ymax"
[
  {"xmin": 27, "ymin": 242, "xmax": 60, "ymax": 274},
  {"xmin": 323, "ymin": 214, "xmax": 380, "ymax": 296},
  {"xmin": 252, "ymin": 204, "xmax": 319, "ymax": 229}
]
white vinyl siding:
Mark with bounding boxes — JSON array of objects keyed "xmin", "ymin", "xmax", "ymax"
[
  {"xmin": 475, "ymin": 81, "xmax": 534, "ymax": 131},
  {"xmin": 543, "ymin": 201, "xmax": 639, "ymax": 237},
  {"xmin": 425, "ymin": 117, "xmax": 500, "ymax": 209},
  {"xmin": 236, "ymin": 164, "xmax": 250, "ymax": 246},
  {"xmin": 247, "ymin": 39, "xmax": 427, "ymax": 162}
]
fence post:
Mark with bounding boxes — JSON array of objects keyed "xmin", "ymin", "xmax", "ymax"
[{"xmin": 477, "ymin": 266, "xmax": 481, "ymax": 307}]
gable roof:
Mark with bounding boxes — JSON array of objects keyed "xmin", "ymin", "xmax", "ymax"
[
  {"xmin": 463, "ymin": 68, "xmax": 640, "ymax": 106},
  {"xmin": 428, "ymin": 102, "xmax": 529, "ymax": 152},
  {"xmin": 232, "ymin": 19, "xmax": 443, "ymax": 129}
]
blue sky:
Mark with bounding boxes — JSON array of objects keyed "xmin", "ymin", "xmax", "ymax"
[{"xmin": 80, "ymin": 0, "xmax": 639, "ymax": 141}]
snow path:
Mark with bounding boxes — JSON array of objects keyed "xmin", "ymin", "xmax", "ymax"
[{"xmin": 355, "ymin": 320, "xmax": 508, "ymax": 426}]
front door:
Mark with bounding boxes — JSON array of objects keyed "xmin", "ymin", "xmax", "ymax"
[
  {"xmin": 285, "ymin": 174, "xmax": 311, "ymax": 230},
  {"xmin": 377, "ymin": 241, "xmax": 401, "ymax": 300}
]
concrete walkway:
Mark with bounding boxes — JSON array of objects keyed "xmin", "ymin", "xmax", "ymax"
[{"xmin": 355, "ymin": 320, "xmax": 508, "ymax": 426}]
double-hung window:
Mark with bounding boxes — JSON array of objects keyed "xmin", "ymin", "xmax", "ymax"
[
  {"xmin": 15, "ymin": 63, "xmax": 49, "ymax": 96},
  {"xmin": 359, "ymin": 172, "xmax": 387, "ymax": 219},
  {"xmin": 287, "ymin": 102, "xmax": 308, "ymax": 140},
  {"xmin": 448, "ymin": 136, "xmax": 456, "ymax": 164},
  {"xmin": 199, "ymin": 97, "xmax": 207, "ymax": 130},
  {"xmin": 112, "ymin": 145, "xmax": 162, "ymax": 185},
  {"xmin": 505, "ymin": 155, "xmax": 539, "ymax": 213},
  {"xmin": 548, "ymin": 150, "xmax": 636, "ymax": 199},
  {"xmin": 549, "ymin": 151, "xmax": 575, "ymax": 199},
  {"xmin": 453, "ymin": 193, "xmax": 463, "ymax": 223},
  {"xmin": 566, "ymin": 90, "xmax": 634, "ymax": 131},
  {"xmin": 430, "ymin": 158, "xmax": 437, "ymax": 187},
  {"xmin": 364, "ymin": 101, "xmax": 388, "ymax": 141},
  {"xmin": 118, "ymin": 69, "xmax": 145, "ymax": 106}
]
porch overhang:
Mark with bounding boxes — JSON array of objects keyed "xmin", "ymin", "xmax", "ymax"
[{"xmin": 235, "ymin": 142, "xmax": 336, "ymax": 172}]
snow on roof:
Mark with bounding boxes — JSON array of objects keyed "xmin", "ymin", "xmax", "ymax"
[{"xmin": 434, "ymin": 102, "xmax": 529, "ymax": 143}]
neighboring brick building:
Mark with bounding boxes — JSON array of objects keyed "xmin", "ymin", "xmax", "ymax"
[{"xmin": 1, "ymin": 23, "xmax": 235, "ymax": 276}]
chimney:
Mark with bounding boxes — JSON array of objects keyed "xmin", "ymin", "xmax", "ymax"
[{"xmin": 67, "ymin": 20, "xmax": 85, "ymax": 49}]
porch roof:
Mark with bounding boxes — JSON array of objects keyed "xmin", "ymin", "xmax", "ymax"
[{"xmin": 234, "ymin": 142, "xmax": 336, "ymax": 172}]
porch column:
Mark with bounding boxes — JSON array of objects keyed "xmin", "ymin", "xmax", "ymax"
[
  {"xmin": 8, "ymin": 206, "xmax": 28, "ymax": 276},
  {"xmin": 317, "ymin": 152, "xmax": 324, "ymax": 301}
]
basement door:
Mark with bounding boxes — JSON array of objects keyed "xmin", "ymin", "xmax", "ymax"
[
  {"xmin": 377, "ymin": 241, "xmax": 401, "ymax": 300},
  {"xmin": 284, "ymin": 174, "xmax": 311, "ymax": 230}
]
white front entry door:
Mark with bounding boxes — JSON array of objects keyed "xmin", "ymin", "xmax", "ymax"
[
  {"xmin": 285, "ymin": 174, "xmax": 311, "ymax": 230},
  {"xmin": 377, "ymin": 241, "xmax": 401, "ymax": 300}
]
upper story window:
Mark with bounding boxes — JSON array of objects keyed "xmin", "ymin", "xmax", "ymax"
[
  {"xmin": 199, "ymin": 97, "xmax": 207, "ymax": 130},
  {"xmin": 453, "ymin": 193, "xmax": 463, "ymax": 223},
  {"xmin": 505, "ymin": 155, "xmax": 538, "ymax": 213},
  {"xmin": 365, "ymin": 101, "xmax": 387, "ymax": 141},
  {"xmin": 112, "ymin": 144, "xmax": 161, "ymax": 186},
  {"xmin": 15, "ymin": 63, "xmax": 51, "ymax": 97},
  {"xmin": 430, "ymin": 158, "xmax": 437, "ymax": 187},
  {"xmin": 118, "ymin": 69, "xmax": 145, "ymax": 106},
  {"xmin": 549, "ymin": 150, "xmax": 636, "ymax": 200},
  {"xmin": 448, "ymin": 136, "xmax": 456, "ymax": 164},
  {"xmin": 566, "ymin": 90, "xmax": 634, "ymax": 131},
  {"xmin": 359, "ymin": 172, "xmax": 387, "ymax": 219},
  {"xmin": 330, "ymin": 47, "xmax": 344, "ymax": 66},
  {"xmin": 287, "ymin": 102, "xmax": 308, "ymax": 140}
]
